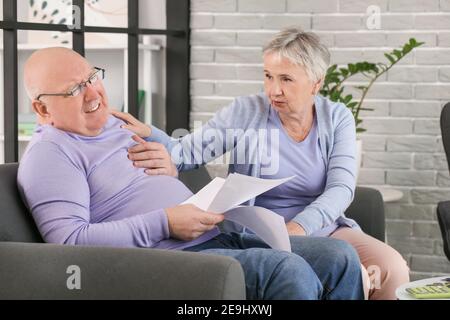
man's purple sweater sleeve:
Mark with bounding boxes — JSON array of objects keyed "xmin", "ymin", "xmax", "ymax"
[{"xmin": 18, "ymin": 141, "xmax": 170, "ymax": 247}]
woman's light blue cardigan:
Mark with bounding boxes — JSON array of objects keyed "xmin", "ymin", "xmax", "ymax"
[{"xmin": 150, "ymin": 92, "xmax": 361, "ymax": 236}]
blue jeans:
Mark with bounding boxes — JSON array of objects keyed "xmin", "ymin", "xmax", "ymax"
[{"xmin": 184, "ymin": 232, "xmax": 363, "ymax": 300}]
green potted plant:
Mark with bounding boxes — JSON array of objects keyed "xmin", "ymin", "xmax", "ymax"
[{"xmin": 319, "ymin": 38, "xmax": 424, "ymax": 177}]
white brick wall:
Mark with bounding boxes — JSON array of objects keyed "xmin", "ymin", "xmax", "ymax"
[{"xmin": 189, "ymin": 0, "xmax": 450, "ymax": 279}]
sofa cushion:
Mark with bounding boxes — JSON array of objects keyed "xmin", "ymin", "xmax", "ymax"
[{"xmin": 0, "ymin": 163, "xmax": 43, "ymax": 242}]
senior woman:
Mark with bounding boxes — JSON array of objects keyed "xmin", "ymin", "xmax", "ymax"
[{"xmin": 113, "ymin": 27, "xmax": 409, "ymax": 300}]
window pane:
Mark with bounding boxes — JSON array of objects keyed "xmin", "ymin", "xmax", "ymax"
[
  {"xmin": 18, "ymin": 0, "xmax": 74, "ymax": 26},
  {"xmin": 139, "ymin": 0, "xmax": 166, "ymax": 29},
  {"xmin": 23, "ymin": 29, "xmax": 72, "ymax": 46},
  {"xmin": 85, "ymin": 0, "xmax": 127, "ymax": 28},
  {"xmin": 138, "ymin": 35, "xmax": 166, "ymax": 129},
  {"xmin": 18, "ymin": 0, "xmax": 74, "ymax": 46},
  {"xmin": 85, "ymin": 33, "xmax": 127, "ymax": 112}
]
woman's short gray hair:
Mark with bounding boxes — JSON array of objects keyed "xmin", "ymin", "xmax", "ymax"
[{"xmin": 263, "ymin": 27, "xmax": 330, "ymax": 83}]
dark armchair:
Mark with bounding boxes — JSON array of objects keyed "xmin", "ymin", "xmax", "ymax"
[{"xmin": 437, "ymin": 102, "xmax": 450, "ymax": 261}]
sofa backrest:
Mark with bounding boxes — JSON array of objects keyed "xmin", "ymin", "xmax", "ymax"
[
  {"xmin": 0, "ymin": 163, "xmax": 43, "ymax": 242},
  {"xmin": 178, "ymin": 166, "xmax": 214, "ymax": 193}
]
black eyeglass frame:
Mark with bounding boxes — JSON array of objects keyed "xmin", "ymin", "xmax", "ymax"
[{"xmin": 35, "ymin": 67, "xmax": 105, "ymax": 101}]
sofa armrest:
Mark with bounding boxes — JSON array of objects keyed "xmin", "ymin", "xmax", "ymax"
[
  {"xmin": 0, "ymin": 242, "xmax": 245, "ymax": 300},
  {"xmin": 345, "ymin": 187, "xmax": 385, "ymax": 242}
]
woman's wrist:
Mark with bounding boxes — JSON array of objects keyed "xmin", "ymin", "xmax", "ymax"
[{"xmin": 286, "ymin": 221, "xmax": 306, "ymax": 236}]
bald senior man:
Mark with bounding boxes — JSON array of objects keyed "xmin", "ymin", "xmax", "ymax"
[{"xmin": 17, "ymin": 47, "xmax": 364, "ymax": 300}]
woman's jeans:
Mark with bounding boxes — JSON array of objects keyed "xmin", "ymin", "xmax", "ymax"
[{"xmin": 184, "ymin": 232, "xmax": 364, "ymax": 300}]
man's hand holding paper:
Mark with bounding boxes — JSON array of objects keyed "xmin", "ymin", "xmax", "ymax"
[{"xmin": 183, "ymin": 173, "xmax": 294, "ymax": 252}]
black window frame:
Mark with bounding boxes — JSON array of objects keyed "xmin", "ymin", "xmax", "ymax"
[{"xmin": 0, "ymin": 0, "xmax": 190, "ymax": 162}]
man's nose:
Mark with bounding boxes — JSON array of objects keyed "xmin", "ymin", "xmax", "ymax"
[{"xmin": 83, "ymin": 82, "xmax": 100, "ymax": 100}]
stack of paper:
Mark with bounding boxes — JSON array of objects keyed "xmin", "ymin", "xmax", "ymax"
[{"xmin": 183, "ymin": 173, "xmax": 293, "ymax": 252}]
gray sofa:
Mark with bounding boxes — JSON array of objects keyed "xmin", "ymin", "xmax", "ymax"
[{"xmin": 0, "ymin": 163, "xmax": 385, "ymax": 299}]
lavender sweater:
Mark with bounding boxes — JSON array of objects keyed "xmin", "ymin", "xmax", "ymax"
[{"xmin": 17, "ymin": 115, "xmax": 219, "ymax": 249}]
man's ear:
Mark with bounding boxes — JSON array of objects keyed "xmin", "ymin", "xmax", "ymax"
[{"xmin": 31, "ymin": 100, "xmax": 49, "ymax": 118}]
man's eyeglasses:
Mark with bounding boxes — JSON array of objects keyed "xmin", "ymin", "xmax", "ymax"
[{"xmin": 36, "ymin": 67, "xmax": 105, "ymax": 101}]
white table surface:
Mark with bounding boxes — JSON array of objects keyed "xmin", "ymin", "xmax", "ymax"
[{"xmin": 396, "ymin": 276, "xmax": 450, "ymax": 300}]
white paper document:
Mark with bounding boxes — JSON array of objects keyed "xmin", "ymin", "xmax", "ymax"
[
  {"xmin": 225, "ymin": 206, "xmax": 290, "ymax": 253},
  {"xmin": 183, "ymin": 173, "xmax": 293, "ymax": 252}
]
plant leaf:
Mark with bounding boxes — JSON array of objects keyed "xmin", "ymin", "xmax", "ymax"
[
  {"xmin": 348, "ymin": 63, "xmax": 357, "ymax": 74},
  {"xmin": 402, "ymin": 44, "xmax": 412, "ymax": 55},
  {"xmin": 343, "ymin": 94, "xmax": 353, "ymax": 104},
  {"xmin": 384, "ymin": 53, "xmax": 396, "ymax": 64},
  {"xmin": 393, "ymin": 49, "xmax": 402, "ymax": 59},
  {"xmin": 327, "ymin": 65, "xmax": 337, "ymax": 73},
  {"xmin": 340, "ymin": 68, "xmax": 349, "ymax": 77}
]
